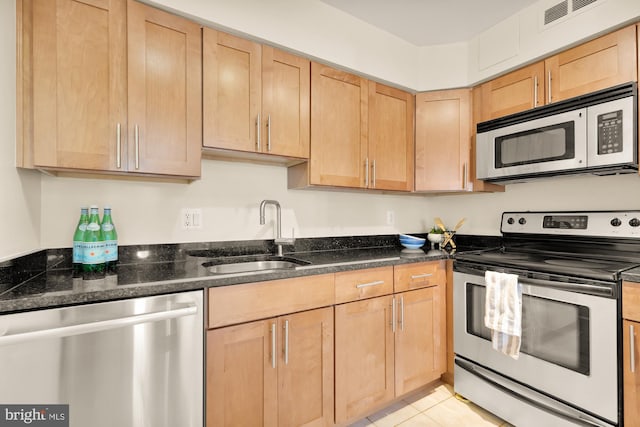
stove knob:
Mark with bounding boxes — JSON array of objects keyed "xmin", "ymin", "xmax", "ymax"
[
  {"xmin": 630, "ymin": 218, "xmax": 640, "ymax": 227},
  {"xmin": 611, "ymin": 218, "xmax": 622, "ymax": 227},
  {"xmin": 518, "ymin": 218, "xmax": 526, "ymax": 225},
  {"xmin": 507, "ymin": 217, "xmax": 515, "ymax": 225}
]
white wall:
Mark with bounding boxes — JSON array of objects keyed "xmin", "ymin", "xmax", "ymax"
[
  {"xmin": 0, "ymin": 0, "xmax": 41, "ymax": 262},
  {"xmin": 39, "ymin": 161, "xmax": 431, "ymax": 248}
]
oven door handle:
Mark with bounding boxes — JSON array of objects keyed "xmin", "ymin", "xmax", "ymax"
[
  {"xmin": 455, "ymin": 358, "xmax": 610, "ymax": 427},
  {"xmin": 518, "ymin": 277, "xmax": 615, "ymax": 298}
]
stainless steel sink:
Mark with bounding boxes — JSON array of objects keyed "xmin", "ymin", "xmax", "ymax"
[{"xmin": 202, "ymin": 256, "xmax": 311, "ymax": 275}]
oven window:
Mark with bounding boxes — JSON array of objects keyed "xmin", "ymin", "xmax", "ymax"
[
  {"xmin": 495, "ymin": 121, "xmax": 575, "ymax": 168},
  {"xmin": 466, "ymin": 283, "xmax": 590, "ymax": 375}
]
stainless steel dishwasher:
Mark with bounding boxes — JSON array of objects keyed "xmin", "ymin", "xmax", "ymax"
[{"xmin": 0, "ymin": 290, "xmax": 203, "ymax": 427}]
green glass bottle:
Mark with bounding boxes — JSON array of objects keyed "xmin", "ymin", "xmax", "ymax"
[
  {"xmin": 101, "ymin": 206, "xmax": 118, "ymax": 274},
  {"xmin": 82, "ymin": 205, "xmax": 105, "ymax": 279},
  {"xmin": 72, "ymin": 207, "xmax": 89, "ymax": 275}
]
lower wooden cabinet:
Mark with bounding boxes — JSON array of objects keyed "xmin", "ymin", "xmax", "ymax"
[
  {"xmin": 335, "ymin": 295, "xmax": 395, "ymax": 423},
  {"xmin": 335, "ymin": 262, "xmax": 446, "ymax": 424},
  {"xmin": 395, "ymin": 286, "xmax": 446, "ymax": 395},
  {"xmin": 623, "ymin": 281, "xmax": 640, "ymax": 427},
  {"xmin": 207, "ymin": 307, "xmax": 334, "ymax": 427},
  {"xmin": 623, "ymin": 319, "xmax": 640, "ymax": 427}
]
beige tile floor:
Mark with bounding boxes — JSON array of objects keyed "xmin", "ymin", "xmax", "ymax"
[{"xmin": 349, "ymin": 381, "xmax": 513, "ymax": 427}]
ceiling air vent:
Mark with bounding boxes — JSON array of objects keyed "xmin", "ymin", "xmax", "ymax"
[
  {"xmin": 544, "ymin": 0, "xmax": 569, "ymax": 25},
  {"xmin": 572, "ymin": 0, "xmax": 598, "ymax": 11}
]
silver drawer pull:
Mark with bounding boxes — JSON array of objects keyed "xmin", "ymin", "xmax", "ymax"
[
  {"xmin": 631, "ymin": 324, "xmax": 636, "ymax": 373},
  {"xmin": 411, "ymin": 273, "xmax": 433, "ymax": 280},
  {"xmin": 356, "ymin": 280, "xmax": 384, "ymax": 289}
]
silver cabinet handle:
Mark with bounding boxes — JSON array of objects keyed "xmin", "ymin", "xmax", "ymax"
[
  {"xmin": 547, "ymin": 71, "xmax": 552, "ymax": 103},
  {"xmin": 356, "ymin": 280, "xmax": 384, "ymax": 289},
  {"xmin": 284, "ymin": 319, "xmax": 289, "ymax": 365},
  {"xmin": 399, "ymin": 296, "xmax": 404, "ymax": 331},
  {"xmin": 391, "ymin": 296, "xmax": 397, "ymax": 333},
  {"xmin": 631, "ymin": 324, "xmax": 636, "ymax": 373},
  {"xmin": 372, "ymin": 159, "xmax": 376, "ymax": 188},
  {"xmin": 116, "ymin": 123, "xmax": 122, "ymax": 169},
  {"xmin": 411, "ymin": 273, "xmax": 433, "ymax": 280},
  {"xmin": 533, "ymin": 75, "xmax": 539, "ymax": 107},
  {"xmin": 271, "ymin": 322, "xmax": 276, "ymax": 369},
  {"xmin": 0, "ymin": 305, "xmax": 197, "ymax": 347},
  {"xmin": 364, "ymin": 158, "xmax": 369, "ymax": 188},
  {"xmin": 134, "ymin": 125, "xmax": 140, "ymax": 170},
  {"xmin": 267, "ymin": 114, "xmax": 271, "ymax": 152},
  {"xmin": 462, "ymin": 163, "xmax": 468, "ymax": 190},
  {"xmin": 256, "ymin": 113, "xmax": 261, "ymax": 151}
]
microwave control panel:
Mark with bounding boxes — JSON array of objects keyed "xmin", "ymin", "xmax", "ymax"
[{"xmin": 597, "ymin": 109, "xmax": 623, "ymax": 154}]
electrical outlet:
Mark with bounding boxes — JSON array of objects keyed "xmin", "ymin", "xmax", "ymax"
[
  {"xmin": 386, "ymin": 210, "xmax": 395, "ymax": 226},
  {"xmin": 182, "ymin": 208, "xmax": 203, "ymax": 230}
]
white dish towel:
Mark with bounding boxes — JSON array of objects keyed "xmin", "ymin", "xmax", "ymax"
[{"xmin": 484, "ymin": 270, "xmax": 522, "ymax": 359}]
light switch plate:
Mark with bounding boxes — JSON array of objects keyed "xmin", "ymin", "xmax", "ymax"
[{"xmin": 182, "ymin": 208, "xmax": 203, "ymax": 230}]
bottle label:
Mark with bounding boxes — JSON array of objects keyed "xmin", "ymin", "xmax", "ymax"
[
  {"xmin": 102, "ymin": 224, "xmax": 114, "ymax": 232},
  {"xmin": 87, "ymin": 223, "xmax": 100, "ymax": 232},
  {"xmin": 79, "ymin": 224, "xmax": 87, "ymax": 231},
  {"xmin": 84, "ymin": 242, "xmax": 105, "ymax": 265},
  {"xmin": 104, "ymin": 240, "xmax": 118, "ymax": 262},
  {"xmin": 73, "ymin": 241, "xmax": 85, "ymax": 263}
]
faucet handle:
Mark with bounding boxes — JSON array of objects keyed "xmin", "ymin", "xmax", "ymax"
[{"xmin": 275, "ymin": 228, "xmax": 295, "ymax": 245}]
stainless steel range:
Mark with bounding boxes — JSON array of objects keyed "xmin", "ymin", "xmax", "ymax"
[{"xmin": 454, "ymin": 211, "xmax": 640, "ymax": 427}]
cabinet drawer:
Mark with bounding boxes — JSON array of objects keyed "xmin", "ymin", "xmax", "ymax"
[
  {"xmin": 394, "ymin": 261, "xmax": 445, "ymax": 292},
  {"xmin": 335, "ymin": 266, "xmax": 394, "ymax": 304},
  {"xmin": 208, "ymin": 274, "xmax": 335, "ymax": 328},
  {"xmin": 623, "ymin": 281, "xmax": 640, "ymax": 322}
]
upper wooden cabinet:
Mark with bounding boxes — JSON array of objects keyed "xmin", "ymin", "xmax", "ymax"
[
  {"xmin": 545, "ymin": 25, "xmax": 637, "ymax": 104},
  {"xmin": 202, "ymin": 29, "xmax": 310, "ymax": 160},
  {"xmin": 289, "ymin": 63, "xmax": 413, "ymax": 191},
  {"xmin": 308, "ymin": 63, "xmax": 369, "ymax": 188},
  {"xmin": 18, "ymin": 0, "xmax": 202, "ymax": 178},
  {"xmin": 479, "ymin": 61, "xmax": 545, "ymax": 122},
  {"xmin": 127, "ymin": 0, "xmax": 202, "ymax": 177},
  {"xmin": 368, "ymin": 82, "xmax": 415, "ymax": 191},
  {"xmin": 478, "ymin": 25, "xmax": 638, "ymax": 123}
]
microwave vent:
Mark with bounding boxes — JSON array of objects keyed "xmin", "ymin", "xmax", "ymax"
[
  {"xmin": 572, "ymin": 0, "xmax": 598, "ymax": 11},
  {"xmin": 544, "ymin": 0, "xmax": 569, "ymax": 25}
]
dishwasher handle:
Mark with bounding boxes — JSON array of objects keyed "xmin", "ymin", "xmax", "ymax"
[{"xmin": 0, "ymin": 305, "xmax": 198, "ymax": 346}]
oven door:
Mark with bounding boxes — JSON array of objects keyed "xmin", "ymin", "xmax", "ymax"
[
  {"xmin": 476, "ymin": 108, "xmax": 587, "ymax": 181},
  {"xmin": 453, "ymin": 270, "xmax": 618, "ymax": 425}
]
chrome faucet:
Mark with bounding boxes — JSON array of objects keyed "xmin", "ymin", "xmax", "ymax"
[{"xmin": 259, "ymin": 200, "xmax": 295, "ymax": 256}]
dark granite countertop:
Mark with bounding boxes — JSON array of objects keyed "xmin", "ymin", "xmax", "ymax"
[
  {"xmin": 622, "ymin": 267, "xmax": 640, "ymax": 283},
  {"xmin": 0, "ymin": 234, "xmax": 501, "ymax": 314}
]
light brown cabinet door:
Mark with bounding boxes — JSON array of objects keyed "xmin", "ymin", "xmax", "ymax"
[
  {"xmin": 127, "ymin": 0, "xmax": 201, "ymax": 177},
  {"xmin": 545, "ymin": 25, "xmax": 637, "ymax": 104},
  {"xmin": 202, "ymin": 29, "xmax": 261, "ymax": 153},
  {"xmin": 624, "ymin": 319, "xmax": 640, "ymax": 427},
  {"xmin": 335, "ymin": 295, "xmax": 394, "ymax": 423},
  {"xmin": 27, "ymin": 0, "xmax": 127, "ymax": 171},
  {"xmin": 278, "ymin": 308, "xmax": 334, "ymax": 427},
  {"xmin": 479, "ymin": 61, "xmax": 545, "ymax": 121},
  {"xmin": 368, "ymin": 82, "xmax": 414, "ymax": 191},
  {"xmin": 207, "ymin": 320, "xmax": 278, "ymax": 427},
  {"xmin": 415, "ymin": 89, "xmax": 471, "ymax": 192},
  {"xmin": 395, "ymin": 286, "xmax": 446, "ymax": 395},
  {"xmin": 262, "ymin": 47, "xmax": 310, "ymax": 159},
  {"xmin": 310, "ymin": 63, "xmax": 368, "ymax": 188}
]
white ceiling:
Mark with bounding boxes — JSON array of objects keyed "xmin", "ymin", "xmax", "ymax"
[{"xmin": 319, "ymin": 0, "xmax": 540, "ymax": 46}]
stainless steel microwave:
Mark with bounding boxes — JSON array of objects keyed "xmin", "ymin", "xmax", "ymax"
[{"xmin": 476, "ymin": 83, "xmax": 638, "ymax": 183}]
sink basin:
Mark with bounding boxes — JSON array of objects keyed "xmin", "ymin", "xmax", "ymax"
[{"xmin": 202, "ymin": 256, "xmax": 311, "ymax": 275}]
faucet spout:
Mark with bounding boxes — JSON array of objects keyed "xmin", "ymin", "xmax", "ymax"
[{"xmin": 260, "ymin": 200, "xmax": 291, "ymax": 256}]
